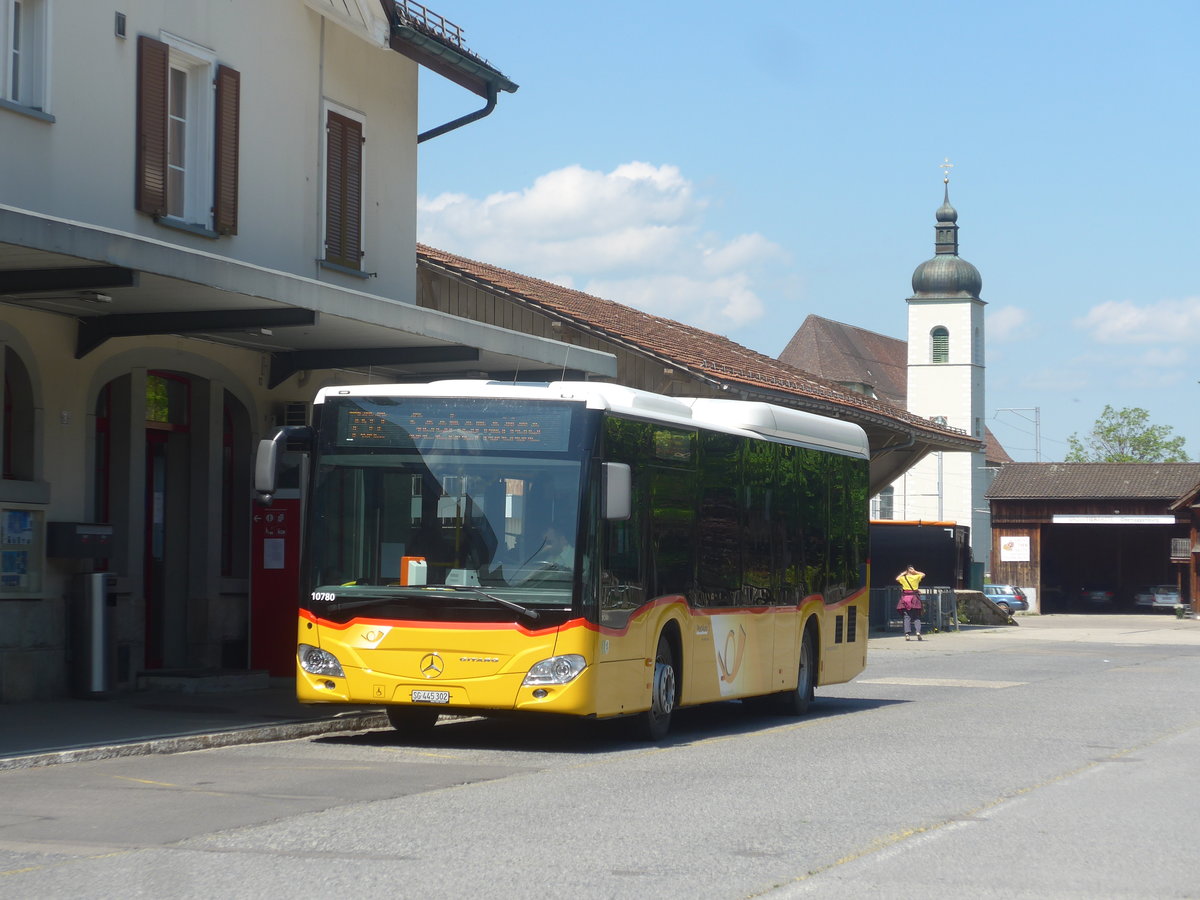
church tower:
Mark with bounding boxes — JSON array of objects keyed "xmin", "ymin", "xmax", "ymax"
[{"xmin": 899, "ymin": 168, "xmax": 990, "ymax": 566}]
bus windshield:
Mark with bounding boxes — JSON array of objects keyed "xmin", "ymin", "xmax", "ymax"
[{"xmin": 305, "ymin": 396, "xmax": 592, "ymax": 617}]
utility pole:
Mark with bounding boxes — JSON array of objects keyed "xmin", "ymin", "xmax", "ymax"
[{"xmin": 995, "ymin": 408, "xmax": 1041, "ymax": 462}]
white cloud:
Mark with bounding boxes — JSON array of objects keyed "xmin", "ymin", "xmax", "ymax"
[
  {"xmin": 1076, "ymin": 297, "xmax": 1200, "ymax": 344},
  {"xmin": 585, "ymin": 273, "xmax": 766, "ymax": 330},
  {"xmin": 418, "ymin": 162, "xmax": 786, "ymax": 334},
  {"xmin": 987, "ymin": 306, "xmax": 1029, "ymax": 342}
]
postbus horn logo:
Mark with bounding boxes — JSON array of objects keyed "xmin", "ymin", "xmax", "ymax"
[{"xmin": 717, "ymin": 626, "xmax": 748, "ymax": 683}]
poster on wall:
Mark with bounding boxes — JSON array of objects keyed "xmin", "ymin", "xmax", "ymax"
[
  {"xmin": 2, "ymin": 550, "xmax": 29, "ymax": 589},
  {"xmin": 2, "ymin": 510, "xmax": 33, "ymax": 545},
  {"xmin": 999, "ymin": 535, "xmax": 1030, "ymax": 562}
]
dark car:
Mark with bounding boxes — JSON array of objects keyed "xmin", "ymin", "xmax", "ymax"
[
  {"xmin": 983, "ymin": 584, "xmax": 1029, "ymax": 613},
  {"xmin": 1078, "ymin": 586, "xmax": 1116, "ymax": 608}
]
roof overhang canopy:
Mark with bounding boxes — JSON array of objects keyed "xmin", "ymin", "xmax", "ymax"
[
  {"xmin": 381, "ymin": 1, "xmax": 518, "ymax": 98},
  {"xmin": 0, "ymin": 206, "xmax": 615, "ymax": 386}
]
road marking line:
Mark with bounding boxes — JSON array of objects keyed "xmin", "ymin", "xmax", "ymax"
[
  {"xmin": 756, "ymin": 717, "xmax": 1200, "ymax": 897},
  {"xmin": 857, "ymin": 677, "xmax": 1026, "ymax": 688}
]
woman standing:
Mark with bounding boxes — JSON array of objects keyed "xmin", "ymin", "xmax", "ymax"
[{"xmin": 896, "ymin": 565, "xmax": 926, "ymax": 641}]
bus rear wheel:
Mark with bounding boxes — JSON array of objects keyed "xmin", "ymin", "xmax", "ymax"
[
  {"xmin": 780, "ymin": 628, "xmax": 816, "ymax": 716},
  {"xmin": 638, "ymin": 636, "xmax": 677, "ymax": 741},
  {"xmin": 386, "ymin": 705, "xmax": 440, "ymax": 737}
]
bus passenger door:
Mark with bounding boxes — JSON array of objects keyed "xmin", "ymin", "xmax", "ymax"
[{"xmin": 593, "ymin": 505, "xmax": 647, "ymax": 717}]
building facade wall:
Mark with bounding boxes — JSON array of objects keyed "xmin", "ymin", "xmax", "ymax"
[
  {"xmin": 1, "ymin": 0, "xmax": 418, "ymax": 302},
  {"xmin": 0, "ymin": 0, "xmax": 423, "ymax": 701},
  {"xmin": 0, "ymin": 296, "xmax": 336, "ymax": 700}
]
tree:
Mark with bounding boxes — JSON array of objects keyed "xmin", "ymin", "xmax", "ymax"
[{"xmin": 1065, "ymin": 405, "xmax": 1190, "ymax": 462}]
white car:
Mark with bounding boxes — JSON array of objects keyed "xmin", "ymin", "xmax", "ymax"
[{"xmin": 1134, "ymin": 585, "xmax": 1181, "ymax": 611}]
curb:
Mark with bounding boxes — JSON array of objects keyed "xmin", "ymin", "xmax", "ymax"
[{"xmin": 0, "ymin": 711, "xmax": 390, "ymax": 771}]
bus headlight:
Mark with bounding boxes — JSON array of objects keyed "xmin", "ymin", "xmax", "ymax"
[
  {"xmin": 298, "ymin": 643, "xmax": 345, "ymax": 678},
  {"xmin": 523, "ymin": 654, "xmax": 586, "ymax": 685}
]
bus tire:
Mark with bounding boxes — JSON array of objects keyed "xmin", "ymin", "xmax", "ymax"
[
  {"xmin": 639, "ymin": 635, "xmax": 677, "ymax": 741},
  {"xmin": 386, "ymin": 705, "xmax": 440, "ymax": 736},
  {"xmin": 780, "ymin": 627, "xmax": 816, "ymax": 716}
]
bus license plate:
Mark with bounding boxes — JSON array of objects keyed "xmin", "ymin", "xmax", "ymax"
[{"xmin": 411, "ymin": 690, "xmax": 450, "ymax": 704}]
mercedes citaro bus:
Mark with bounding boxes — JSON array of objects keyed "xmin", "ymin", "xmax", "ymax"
[{"xmin": 255, "ymin": 380, "xmax": 870, "ymax": 740}]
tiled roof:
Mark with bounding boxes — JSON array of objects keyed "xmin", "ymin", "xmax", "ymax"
[
  {"xmin": 779, "ymin": 315, "xmax": 907, "ymax": 405},
  {"xmin": 982, "ymin": 430, "xmax": 1014, "ymax": 466},
  {"xmin": 778, "ymin": 314, "xmax": 1012, "ymax": 465},
  {"xmin": 986, "ymin": 463, "xmax": 1200, "ymax": 500},
  {"xmin": 417, "ymin": 245, "xmax": 976, "ymax": 441}
]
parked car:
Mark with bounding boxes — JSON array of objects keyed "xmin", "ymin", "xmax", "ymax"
[
  {"xmin": 1133, "ymin": 585, "xmax": 1181, "ymax": 611},
  {"xmin": 983, "ymin": 584, "xmax": 1029, "ymax": 613},
  {"xmin": 1078, "ymin": 586, "xmax": 1116, "ymax": 608}
]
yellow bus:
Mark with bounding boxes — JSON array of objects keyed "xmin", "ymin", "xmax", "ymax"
[{"xmin": 255, "ymin": 381, "xmax": 870, "ymax": 740}]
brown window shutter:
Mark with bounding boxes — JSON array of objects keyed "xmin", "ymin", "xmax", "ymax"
[
  {"xmin": 136, "ymin": 36, "xmax": 169, "ymax": 217},
  {"xmin": 213, "ymin": 65, "xmax": 240, "ymax": 235},
  {"xmin": 325, "ymin": 111, "xmax": 363, "ymax": 268}
]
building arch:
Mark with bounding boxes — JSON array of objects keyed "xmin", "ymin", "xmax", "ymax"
[
  {"xmin": 85, "ymin": 347, "xmax": 259, "ymax": 431},
  {"xmin": 0, "ymin": 323, "xmax": 46, "ymax": 500},
  {"xmin": 87, "ymin": 349, "xmax": 258, "ymax": 678}
]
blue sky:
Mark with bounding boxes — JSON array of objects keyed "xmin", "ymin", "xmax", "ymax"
[{"xmin": 414, "ymin": 0, "xmax": 1199, "ymax": 463}]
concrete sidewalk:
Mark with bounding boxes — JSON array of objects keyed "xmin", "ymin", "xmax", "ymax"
[
  {"xmin": 0, "ymin": 682, "xmax": 388, "ymax": 770},
  {"xmin": 2, "ymin": 614, "xmax": 1194, "ymax": 770}
]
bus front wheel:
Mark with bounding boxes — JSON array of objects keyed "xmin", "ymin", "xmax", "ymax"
[
  {"xmin": 386, "ymin": 705, "xmax": 440, "ymax": 737},
  {"xmin": 780, "ymin": 628, "xmax": 816, "ymax": 716},
  {"xmin": 639, "ymin": 636, "xmax": 677, "ymax": 741}
]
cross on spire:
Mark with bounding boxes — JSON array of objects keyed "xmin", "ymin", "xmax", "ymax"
[{"xmin": 939, "ymin": 157, "xmax": 954, "ymax": 184}]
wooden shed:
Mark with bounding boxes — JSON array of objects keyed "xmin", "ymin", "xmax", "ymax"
[{"xmin": 986, "ymin": 463, "xmax": 1200, "ymax": 613}]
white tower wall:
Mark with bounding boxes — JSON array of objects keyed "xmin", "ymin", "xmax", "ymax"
[{"xmin": 886, "ymin": 181, "xmax": 991, "ymax": 574}]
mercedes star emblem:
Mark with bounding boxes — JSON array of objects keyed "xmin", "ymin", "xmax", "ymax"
[{"xmin": 419, "ymin": 652, "xmax": 444, "ymax": 679}]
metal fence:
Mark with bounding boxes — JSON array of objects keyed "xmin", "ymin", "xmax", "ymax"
[{"xmin": 870, "ymin": 585, "xmax": 959, "ymax": 633}]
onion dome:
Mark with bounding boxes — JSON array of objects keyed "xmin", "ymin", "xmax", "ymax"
[{"xmin": 910, "ymin": 181, "xmax": 982, "ymax": 299}]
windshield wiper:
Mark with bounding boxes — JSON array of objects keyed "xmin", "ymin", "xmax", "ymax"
[
  {"xmin": 322, "ymin": 588, "xmax": 542, "ymax": 622},
  {"xmin": 465, "ymin": 587, "xmax": 540, "ymax": 620},
  {"xmin": 327, "ymin": 592, "xmax": 428, "ymax": 612}
]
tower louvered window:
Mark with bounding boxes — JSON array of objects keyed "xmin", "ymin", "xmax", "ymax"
[{"xmin": 931, "ymin": 327, "xmax": 949, "ymax": 364}]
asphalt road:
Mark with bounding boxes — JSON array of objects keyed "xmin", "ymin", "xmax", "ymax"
[{"xmin": 1, "ymin": 615, "xmax": 1197, "ymax": 899}]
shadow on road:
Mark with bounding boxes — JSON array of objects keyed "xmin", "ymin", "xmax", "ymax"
[{"xmin": 313, "ymin": 693, "xmax": 903, "ymax": 754}]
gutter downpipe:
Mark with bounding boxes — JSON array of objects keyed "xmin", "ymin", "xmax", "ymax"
[
  {"xmin": 418, "ymin": 81, "xmax": 497, "ymax": 143},
  {"xmin": 873, "ymin": 430, "xmax": 916, "ymax": 459}
]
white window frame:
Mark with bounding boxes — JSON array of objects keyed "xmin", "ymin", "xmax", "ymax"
[
  {"xmin": 320, "ymin": 99, "xmax": 367, "ymax": 273},
  {"xmin": 870, "ymin": 486, "xmax": 895, "ymax": 520},
  {"xmin": 161, "ymin": 32, "xmax": 215, "ymax": 228},
  {"xmin": 1, "ymin": 0, "xmax": 50, "ymax": 113}
]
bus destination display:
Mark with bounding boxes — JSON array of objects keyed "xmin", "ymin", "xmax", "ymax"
[{"xmin": 334, "ymin": 399, "xmax": 572, "ymax": 452}]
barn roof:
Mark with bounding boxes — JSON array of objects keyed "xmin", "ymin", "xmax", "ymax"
[{"xmin": 987, "ymin": 462, "xmax": 1200, "ymax": 500}]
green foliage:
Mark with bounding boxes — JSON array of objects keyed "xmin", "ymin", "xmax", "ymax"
[{"xmin": 1065, "ymin": 405, "xmax": 1190, "ymax": 462}]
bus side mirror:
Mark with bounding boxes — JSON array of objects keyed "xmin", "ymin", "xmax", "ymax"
[
  {"xmin": 255, "ymin": 426, "xmax": 313, "ymax": 505},
  {"xmin": 602, "ymin": 462, "xmax": 631, "ymax": 521}
]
